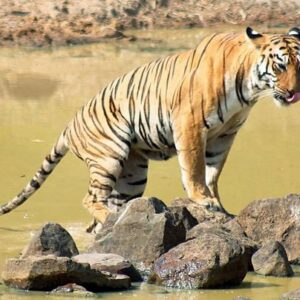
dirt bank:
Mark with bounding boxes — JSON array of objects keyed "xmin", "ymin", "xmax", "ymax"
[{"xmin": 1, "ymin": 0, "xmax": 300, "ymax": 47}]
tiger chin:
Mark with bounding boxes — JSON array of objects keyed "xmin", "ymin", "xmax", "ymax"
[{"xmin": 1, "ymin": 27, "xmax": 300, "ymax": 232}]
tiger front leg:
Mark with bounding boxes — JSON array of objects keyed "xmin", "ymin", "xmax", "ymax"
[
  {"xmin": 205, "ymin": 133, "xmax": 239, "ymax": 215},
  {"xmin": 173, "ymin": 116, "xmax": 222, "ymax": 212}
]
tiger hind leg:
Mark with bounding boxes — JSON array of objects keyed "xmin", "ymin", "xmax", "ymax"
[
  {"xmin": 85, "ymin": 149, "xmax": 149, "ymax": 233},
  {"xmin": 108, "ymin": 149, "xmax": 149, "ymax": 212},
  {"xmin": 82, "ymin": 155, "xmax": 127, "ymax": 232}
]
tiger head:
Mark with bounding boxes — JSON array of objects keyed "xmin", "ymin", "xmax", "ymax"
[{"xmin": 247, "ymin": 27, "xmax": 300, "ymax": 106}]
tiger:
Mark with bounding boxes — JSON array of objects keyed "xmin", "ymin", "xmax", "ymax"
[{"xmin": 1, "ymin": 27, "xmax": 300, "ymax": 232}]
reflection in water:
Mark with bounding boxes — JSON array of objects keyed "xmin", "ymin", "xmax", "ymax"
[
  {"xmin": 1, "ymin": 28, "xmax": 300, "ymax": 299},
  {"xmin": 1, "ymin": 72, "xmax": 58, "ymax": 100}
]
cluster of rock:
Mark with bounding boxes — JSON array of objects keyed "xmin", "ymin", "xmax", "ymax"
[
  {"xmin": 1, "ymin": 0, "xmax": 300, "ymax": 47},
  {"xmin": 2, "ymin": 223, "xmax": 141, "ymax": 294},
  {"xmin": 2, "ymin": 194, "xmax": 300, "ymax": 296}
]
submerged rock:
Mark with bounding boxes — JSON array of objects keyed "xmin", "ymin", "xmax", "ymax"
[
  {"xmin": 2, "ymin": 255, "xmax": 130, "ymax": 291},
  {"xmin": 251, "ymin": 241, "xmax": 294, "ymax": 277},
  {"xmin": 73, "ymin": 253, "xmax": 142, "ymax": 282},
  {"xmin": 237, "ymin": 194, "xmax": 300, "ymax": 263},
  {"xmin": 281, "ymin": 288, "xmax": 300, "ymax": 300},
  {"xmin": 152, "ymin": 226, "xmax": 249, "ymax": 289},
  {"xmin": 89, "ymin": 197, "xmax": 190, "ymax": 273},
  {"xmin": 21, "ymin": 222, "xmax": 79, "ymax": 258},
  {"xmin": 51, "ymin": 283, "xmax": 95, "ymax": 296}
]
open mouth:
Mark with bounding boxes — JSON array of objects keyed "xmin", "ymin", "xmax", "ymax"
[{"xmin": 274, "ymin": 90, "xmax": 300, "ymax": 105}]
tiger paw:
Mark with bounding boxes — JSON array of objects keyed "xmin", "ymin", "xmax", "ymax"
[
  {"xmin": 192, "ymin": 197, "xmax": 224, "ymax": 213},
  {"xmin": 92, "ymin": 203, "xmax": 111, "ymax": 224},
  {"xmin": 86, "ymin": 218, "xmax": 104, "ymax": 234}
]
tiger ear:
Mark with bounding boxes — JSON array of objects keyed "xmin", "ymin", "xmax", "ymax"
[
  {"xmin": 288, "ymin": 27, "xmax": 300, "ymax": 39},
  {"xmin": 246, "ymin": 27, "xmax": 265, "ymax": 47},
  {"xmin": 246, "ymin": 27, "xmax": 263, "ymax": 39}
]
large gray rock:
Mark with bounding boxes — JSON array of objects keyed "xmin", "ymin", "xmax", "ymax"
[
  {"xmin": 21, "ymin": 223, "xmax": 79, "ymax": 258},
  {"xmin": 237, "ymin": 194, "xmax": 300, "ymax": 263},
  {"xmin": 187, "ymin": 221, "xmax": 257, "ymax": 270},
  {"xmin": 171, "ymin": 198, "xmax": 233, "ymax": 224},
  {"xmin": 73, "ymin": 253, "xmax": 142, "ymax": 282},
  {"xmin": 281, "ymin": 289, "xmax": 300, "ymax": 300},
  {"xmin": 89, "ymin": 197, "xmax": 190, "ymax": 272},
  {"xmin": 251, "ymin": 241, "xmax": 294, "ymax": 277},
  {"xmin": 152, "ymin": 227, "xmax": 249, "ymax": 289},
  {"xmin": 2, "ymin": 255, "xmax": 130, "ymax": 291}
]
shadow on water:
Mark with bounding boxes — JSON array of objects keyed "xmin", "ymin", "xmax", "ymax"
[
  {"xmin": 0, "ymin": 227, "xmax": 26, "ymax": 232},
  {"xmin": 236, "ymin": 281, "xmax": 280, "ymax": 289}
]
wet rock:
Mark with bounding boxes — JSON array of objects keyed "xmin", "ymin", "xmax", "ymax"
[
  {"xmin": 51, "ymin": 283, "xmax": 95, "ymax": 296},
  {"xmin": 73, "ymin": 253, "xmax": 142, "ymax": 282},
  {"xmin": 2, "ymin": 255, "xmax": 130, "ymax": 291},
  {"xmin": 170, "ymin": 198, "xmax": 232, "ymax": 224},
  {"xmin": 21, "ymin": 222, "xmax": 79, "ymax": 258},
  {"xmin": 251, "ymin": 241, "xmax": 294, "ymax": 277},
  {"xmin": 153, "ymin": 227, "xmax": 249, "ymax": 289},
  {"xmin": 237, "ymin": 194, "xmax": 300, "ymax": 263},
  {"xmin": 89, "ymin": 197, "xmax": 187, "ymax": 273},
  {"xmin": 281, "ymin": 288, "xmax": 300, "ymax": 300}
]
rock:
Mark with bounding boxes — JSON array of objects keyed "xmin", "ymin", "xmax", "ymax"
[
  {"xmin": 152, "ymin": 227, "xmax": 249, "ymax": 289},
  {"xmin": 21, "ymin": 223, "xmax": 79, "ymax": 258},
  {"xmin": 281, "ymin": 288, "xmax": 300, "ymax": 300},
  {"xmin": 2, "ymin": 255, "xmax": 130, "ymax": 291},
  {"xmin": 237, "ymin": 194, "xmax": 300, "ymax": 263},
  {"xmin": 89, "ymin": 197, "xmax": 188, "ymax": 273},
  {"xmin": 51, "ymin": 283, "xmax": 95, "ymax": 296},
  {"xmin": 187, "ymin": 221, "xmax": 257, "ymax": 250},
  {"xmin": 1, "ymin": 1, "xmax": 300, "ymax": 47},
  {"xmin": 251, "ymin": 241, "xmax": 294, "ymax": 277},
  {"xmin": 99, "ymin": 27, "xmax": 127, "ymax": 39},
  {"xmin": 73, "ymin": 253, "xmax": 142, "ymax": 282},
  {"xmin": 233, "ymin": 297, "xmax": 252, "ymax": 300},
  {"xmin": 170, "ymin": 198, "xmax": 233, "ymax": 224},
  {"xmin": 168, "ymin": 205, "xmax": 198, "ymax": 232},
  {"xmin": 187, "ymin": 221, "xmax": 257, "ymax": 271}
]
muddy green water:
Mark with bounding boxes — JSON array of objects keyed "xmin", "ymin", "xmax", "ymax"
[{"xmin": 1, "ymin": 28, "xmax": 300, "ymax": 299}]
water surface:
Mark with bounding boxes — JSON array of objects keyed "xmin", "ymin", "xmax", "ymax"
[{"xmin": 1, "ymin": 28, "xmax": 300, "ymax": 299}]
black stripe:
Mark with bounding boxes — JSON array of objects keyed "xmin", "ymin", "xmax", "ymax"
[
  {"xmin": 91, "ymin": 171, "xmax": 117, "ymax": 183},
  {"xmin": 126, "ymin": 68, "xmax": 139, "ymax": 98},
  {"xmin": 109, "ymin": 94, "xmax": 118, "ymax": 120},
  {"xmin": 128, "ymin": 178, "xmax": 147, "ymax": 185},
  {"xmin": 205, "ymin": 150, "xmax": 224, "ymax": 158},
  {"xmin": 138, "ymin": 164, "xmax": 148, "ymax": 168},
  {"xmin": 195, "ymin": 33, "xmax": 218, "ymax": 70},
  {"xmin": 201, "ymin": 95, "xmax": 210, "ymax": 129},
  {"xmin": 156, "ymin": 125, "xmax": 169, "ymax": 146},
  {"xmin": 101, "ymin": 88, "xmax": 131, "ymax": 148},
  {"xmin": 45, "ymin": 155, "xmax": 55, "ymax": 164},
  {"xmin": 39, "ymin": 167, "xmax": 52, "ymax": 176},
  {"xmin": 217, "ymin": 95, "xmax": 224, "ymax": 123},
  {"xmin": 222, "ymin": 50, "xmax": 228, "ymax": 111},
  {"xmin": 30, "ymin": 179, "xmax": 40, "ymax": 189}
]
